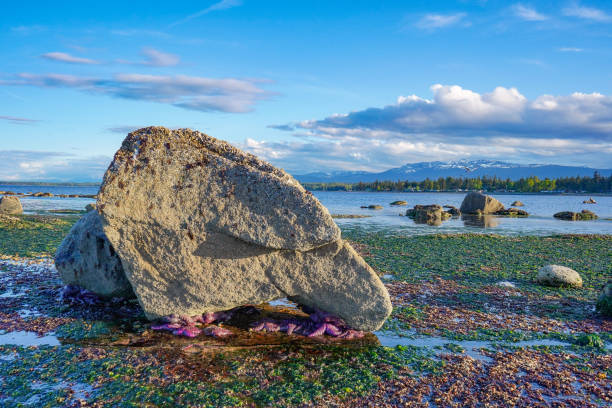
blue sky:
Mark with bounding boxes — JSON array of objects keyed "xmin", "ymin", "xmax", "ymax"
[{"xmin": 1, "ymin": 0, "xmax": 611, "ymax": 181}]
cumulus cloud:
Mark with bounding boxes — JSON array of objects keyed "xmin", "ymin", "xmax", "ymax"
[
  {"xmin": 170, "ymin": 0, "xmax": 243, "ymax": 27},
  {"xmin": 264, "ymin": 84, "xmax": 612, "ymax": 172},
  {"xmin": 0, "ymin": 151, "xmax": 110, "ymax": 182},
  {"xmin": 562, "ymin": 3, "xmax": 612, "ymax": 22},
  {"xmin": 281, "ymin": 85, "xmax": 612, "ymax": 139},
  {"xmin": 2, "ymin": 72, "xmax": 271, "ymax": 113},
  {"xmin": 512, "ymin": 4, "xmax": 548, "ymax": 21},
  {"xmin": 41, "ymin": 52, "xmax": 100, "ymax": 65},
  {"xmin": 0, "ymin": 115, "xmax": 39, "ymax": 124}
]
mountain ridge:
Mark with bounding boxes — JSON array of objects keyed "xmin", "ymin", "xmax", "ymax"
[{"xmin": 295, "ymin": 160, "xmax": 612, "ymax": 183}]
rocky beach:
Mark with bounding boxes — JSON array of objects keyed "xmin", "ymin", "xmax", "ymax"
[{"xmin": 0, "ymin": 128, "xmax": 610, "ymax": 407}]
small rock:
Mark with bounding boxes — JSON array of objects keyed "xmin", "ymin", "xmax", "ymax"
[
  {"xmin": 583, "ymin": 197, "xmax": 596, "ymax": 204},
  {"xmin": 496, "ymin": 281, "xmax": 516, "ymax": 288},
  {"xmin": 496, "ymin": 207, "xmax": 529, "ymax": 217},
  {"xmin": 0, "ymin": 196, "xmax": 23, "ymax": 215},
  {"xmin": 390, "ymin": 200, "xmax": 407, "ymax": 206},
  {"xmin": 536, "ymin": 265, "xmax": 583, "ymax": 288},
  {"xmin": 459, "ymin": 192, "xmax": 505, "ymax": 214},
  {"xmin": 443, "ymin": 205, "xmax": 461, "ymax": 216},
  {"xmin": 511, "ymin": 200, "xmax": 524, "ymax": 207},
  {"xmin": 406, "ymin": 204, "xmax": 451, "ymax": 225},
  {"xmin": 361, "ymin": 205, "xmax": 383, "ymax": 210}
]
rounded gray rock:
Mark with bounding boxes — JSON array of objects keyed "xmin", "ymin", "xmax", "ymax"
[
  {"xmin": 0, "ymin": 196, "xmax": 23, "ymax": 215},
  {"xmin": 536, "ymin": 265, "xmax": 583, "ymax": 288},
  {"xmin": 55, "ymin": 211, "xmax": 133, "ymax": 298}
]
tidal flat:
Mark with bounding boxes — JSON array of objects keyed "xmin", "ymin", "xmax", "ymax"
[{"xmin": 0, "ymin": 215, "xmax": 610, "ymax": 407}]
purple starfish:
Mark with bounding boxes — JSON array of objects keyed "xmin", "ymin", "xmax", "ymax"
[
  {"xmin": 151, "ymin": 309, "xmax": 237, "ymax": 338},
  {"xmin": 251, "ymin": 307, "xmax": 364, "ymax": 339}
]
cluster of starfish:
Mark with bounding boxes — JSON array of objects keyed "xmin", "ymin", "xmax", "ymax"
[
  {"xmin": 60, "ymin": 285, "xmax": 101, "ymax": 305},
  {"xmin": 151, "ymin": 311, "xmax": 234, "ymax": 338},
  {"xmin": 251, "ymin": 307, "xmax": 364, "ymax": 339}
]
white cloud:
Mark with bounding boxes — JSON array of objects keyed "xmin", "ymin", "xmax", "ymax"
[
  {"xmin": 169, "ymin": 0, "xmax": 243, "ymax": 27},
  {"xmin": 562, "ymin": 3, "xmax": 612, "ymax": 22},
  {"xmin": 558, "ymin": 47, "xmax": 584, "ymax": 52},
  {"xmin": 41, "ymin": 52, "xmax": 100, "ymax": 65},
  {"xmin": 415, "ymin": 13, "xmax": 468, "ymax": 30},
  {"xmin": 2, "ymin": 72, "xmax": 271, "ymax": 113},
  {"xmin": 512, "ymin": 4, "xmax": 548, "ymax": 21},
  {"xmin": 265, "ymin": 84, "xmax": 612, "ymax": 172},
  {"xmin": 0, "ymin": 151, "xmax": 110, "ymax": 182}
]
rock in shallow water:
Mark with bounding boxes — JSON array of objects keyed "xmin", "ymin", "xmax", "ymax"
[
  {"xmin": 553, "ymin": 210, "xmax": 598, "ymax": 221},
  {"xmin": 459, "ymin": 192, "xmax": 505, "ymax": 215},
  {"xmin": 97, "ymin": 127, "xmax": 391, "ymax": 331}
]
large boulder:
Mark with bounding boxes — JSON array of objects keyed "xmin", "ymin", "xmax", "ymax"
[
  {"xmin": 97, "ymin": 127, "xmax": 391, "ymax": 331},
  {"xmin": 536, "ymin": 265, "xmax": 583, "ymax": 288},
  {"xmin": 0, "ymin": 196, "xmax": 23, "ymax": 215},
  {"xmin": 459, "ymin": 192, "xmax": 505, "ymax": 214},
  {"xmin": 55, "ymin": 211, "xmax": 133, "ymax": 298}
]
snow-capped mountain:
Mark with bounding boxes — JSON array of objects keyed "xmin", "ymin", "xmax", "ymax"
[{"xmin": 295, "ymin": 160, "xmax": 611, "ymax": 183}]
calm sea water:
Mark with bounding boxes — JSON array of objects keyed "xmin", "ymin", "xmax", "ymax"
[
  {"xmin": 316, "ymin": 191, "xmax": 612, "ymax": 236},
  {"xmin": 2, "ymin": 185, "xmax": 611, "ymax": 236},
  {"xmin": 0, "ymin": 184, "xmax": 98, "ymax": 213}
]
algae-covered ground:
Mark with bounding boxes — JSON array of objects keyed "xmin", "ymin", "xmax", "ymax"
[{"xmin": 0, "ymin": 215, "xmax": 610, "ymax": 407}]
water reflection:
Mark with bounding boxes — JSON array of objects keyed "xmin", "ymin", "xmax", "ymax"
[
  {"xmin": 412, "ymin": 217, "xmax": 442, "ymax": 226},
  {"xmin": 462, "ymin": 214, "xmax": 499, "ymax": 228}
]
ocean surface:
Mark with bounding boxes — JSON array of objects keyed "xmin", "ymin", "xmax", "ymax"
[{"xmin": 2, "ymin": 185, "xmax": 611, "ymax": 236}]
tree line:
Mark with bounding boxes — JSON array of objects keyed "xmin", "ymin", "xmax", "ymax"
[{"xmin": 303, "ymin": 172, "xmax": 612, "ymax": 193}]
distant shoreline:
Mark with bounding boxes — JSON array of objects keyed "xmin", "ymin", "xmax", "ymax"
[
  {"xmin": 1, "ymin": 182, "xmax": 611, "ymax": 197},
  {"xmin": 308, "ymin": 190, "xmax": 612, "ymax": 197},
  {"xmin": 0, "ymin": 181, "xmax": 100, "ymax": 187}
]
